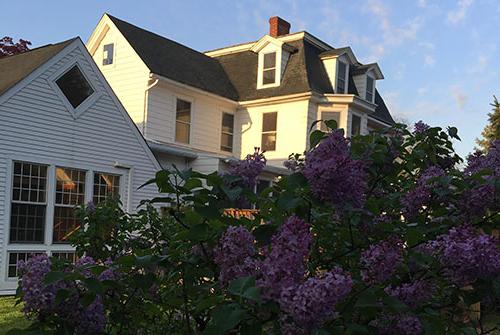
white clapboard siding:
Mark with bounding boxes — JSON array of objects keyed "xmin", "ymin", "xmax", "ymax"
[{"xmin": 0, "ymin": 41, "xmax": 160, "ymax": 293}]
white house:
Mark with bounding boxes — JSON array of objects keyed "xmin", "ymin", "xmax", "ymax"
[
  {"xmin": 0, "ymin": 38, "xmax": 161, "ymax": 294},
  {"xmin": 86, "ymin": 14, "xmax": 395, "ymax": 179}
]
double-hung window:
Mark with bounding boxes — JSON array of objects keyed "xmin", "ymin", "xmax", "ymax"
[
  {"xmin": 53, "ymin": 168, "xmax": 86, "ymax": 243},
  {"xmin": 93, "ymin": 173, "xmax": 121, "ymax": 204},
  {"xmin": 220, "ymin": 113, "xmax": 234, "ymax": 152},
  {"xmin": 175, "ymin": 99, "xmax": 191, "ymax": 144},
  {"xmin": 351, "ymin": 114, "xmax": 361, "ymax": 136},
  {"xmin": 337, "ymin": 61, "xmax": 347, "ymax": 94},
  {"xmin": 261, "ymin": 112, "xmax": 277, "ymax": 151},
  {"xmin": 366, "ymin": 76, "xmax": 375, "ymax": 102},
  {"xmin": 10, "ymin": 162, "xmax": 48, "ymax": 243},
  {"xmin": 262, "ymin": 52, "xmax": 277, "ymax": 85}
]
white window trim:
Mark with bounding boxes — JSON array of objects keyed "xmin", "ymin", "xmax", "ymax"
[
  {"xmin": 174, "ymin": 95, "xmax": 195, "ymax": 145},
  {"xmin": 261, "ymin": 111, "xmax": 278, "ymax": 152},
  {"xmin": 257, "ymin": 46, "xmax": 283, "ymax": 89},
  {"xmin": 349, "ymin": 111, "xmax": 365, "ymax": 137},
  {"xmin": 336, "ymin": 60, "xmax": 348, "ymax": 94},
  {"xmin": 47, "ymin": 60, "xmax": 103, "ymax": 119},
  {"xmin": 220, "ymin": 111, "xmax": 235, "ymax": 153},
  {"xmin": 2, "ymin": 155, "xmax": 127, "ymax": 281}
]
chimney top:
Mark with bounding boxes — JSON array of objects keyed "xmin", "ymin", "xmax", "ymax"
[{"xmin": 269, "ymin": 16, "xmax": 291, "ymax": 37}]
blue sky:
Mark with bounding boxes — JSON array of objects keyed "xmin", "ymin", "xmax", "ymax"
[{"xmin": 2, "ymin": 0, "xmax": 498, "ymax": 157}]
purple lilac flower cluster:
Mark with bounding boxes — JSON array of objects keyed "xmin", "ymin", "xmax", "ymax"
[
  {"xmin": 401, "ymin": 166, "xmax": 445, "ymax": 218},
  {"xmin": 462, "ymin": 141, "xmax": 499, "ymax": 217},
  {"xmin": 360, "ymin": 236, "xmax": 404, "ymax": 285},
  {"xmin": 18, "ymin": 254, "xmax": 108, "ymax": 334},
  {"xmin": 213, "ymin": 225, "xmax": 259, "ymax": 285},
  {"xmin": 424, "ymin": 225, "xmax": 500, "ymax": 286},
  {"xmin": 258, "ymin": 216, "xmax": 313, "ymax": 300},
  {"xmin": 303, "ymin": 130, "xmax": 367, "ymax": 208},
  {"xmin": 280, "ymin": 267, "xmax": 353, "ymax": 332},
  {"xmin": 228, "ymin": 147, "xmax": 267, "ymax": 189},
  {"xmin": 385, "ymin": 279, "xmax": 434, "ymax": 309},
  {"xmin": 413, "ymin": 121, "xmax": 430, "ymax": 134}
]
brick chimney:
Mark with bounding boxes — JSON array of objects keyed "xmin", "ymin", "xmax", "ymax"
[{"xmin": 269, "ymin": 16, "xmax": 291, "ymax": 37}]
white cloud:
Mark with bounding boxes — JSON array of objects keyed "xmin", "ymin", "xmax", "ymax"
[
  {"xmin": 451, "ymin": 86, "xmax": 468, "ymax": 110},
  {"xmin": 417, "ymin": 0, "xmax": 427, "ymax": 8},
  {"xmin": 417, "ymin": 86, "xmax": 429, "ymax": 95},
  {"xmin": 447, "ymin": 0, "xmax": 474, "ymax": 25},
  {"xmin": 424, "ymin": 54, "xmax": 435, "ymax": 66}
]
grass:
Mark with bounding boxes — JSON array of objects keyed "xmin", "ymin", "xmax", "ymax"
[{"xmin": 0, "ymin": 296, "xmax": 30, "ymax": 335}]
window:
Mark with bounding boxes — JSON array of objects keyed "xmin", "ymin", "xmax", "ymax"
[
  {"xmin": 261, "ymin": 112, "xmax": 277, "ymax": 151},
  {"xmin": 220, "ymin": 113, "xmax": 234, "ymax": 152},
  {"xmin": 256, "ymin": 179, "xmax": 272, "ymax": 195},
  {"xmin": 262, "ymin": 52, "xmax": 277, "ymax": 85},
  {"xmin": 8, "ymin": 252, "xmax": 43, "ymax": 278},
  {"xmin": 175, "ymin": 99, "xmax": 191, "ymax": 144},
  {"xmin": 51, "ymin": 252, "xmax": 78, "ymax": 263},
  {"xmin": 351, "ymin": 114, "xmax": 361, "ymax": 136},
  {"xmin": 337, "ymin": 61, "xmax": 347, "ymax": 94},
  {"xmin": 320, "ymin": 111, "xmax": 340, "ymax": 131},
  {"xmin": 53, "ymin": 168, "xmax": 86, "ymax": 243},
  {"xmin": 10, "ymin": 162, "xmax": 47, "ymax": 243},
  {"xmin": 55, "ymin": 65, "xmax": 94, "ymax": 108},
  {"xmin": 103, "ymin": 43, "xmax": 114, "ymax": 65},
  {"xmin": 366, "ymin": 76, "xmax": 374, "ymax": 102},
  {"xmin": 93, "ymin": 173, "xmax": 120, "ymax": 204}
]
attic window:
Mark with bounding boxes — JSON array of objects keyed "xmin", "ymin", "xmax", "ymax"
[
  {"xmin": 262, "ymin": 52, "xmax": 277, "ymax": 85},
  {"xmin": 337, "ymin": 61, "xmax": 347, "ymax": 94},
  {"xmin": 103, "ymin": 43, "xmax": 114, "ymax": 65},
  {"xmin": 55, "ymin": 66, "xmax": 94, "ymax": 108},
  {"xmin": 366, "ymin": 76, "xmax": 375, "ymax": 102}
]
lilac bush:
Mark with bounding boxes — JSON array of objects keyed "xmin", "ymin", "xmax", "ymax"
[{"xmin": 360, "ymin": 236, "xmax": 404, "ymax": 285}]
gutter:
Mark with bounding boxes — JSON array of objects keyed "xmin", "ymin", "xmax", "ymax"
[{"xmin": 147, "ymin": 141, "xmax": 199, "ymax": 159}]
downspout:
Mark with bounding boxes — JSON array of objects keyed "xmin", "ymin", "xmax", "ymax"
[{"xmin": 142, "ymin": 75, "xmax": 160, "ymax": 137}]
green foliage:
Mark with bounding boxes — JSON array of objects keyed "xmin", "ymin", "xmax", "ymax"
[{"xmin": 477, "ymin": 95, "xmax": 500, "ymax": 152}]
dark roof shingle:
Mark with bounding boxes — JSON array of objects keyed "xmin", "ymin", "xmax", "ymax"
[
  {"xmin": 0, "ymin": 39, "xmax": 75, "ymax": 96},
  {"xmin": 108, "ymin": 14, "xmax": 238, "ymax": 100}
]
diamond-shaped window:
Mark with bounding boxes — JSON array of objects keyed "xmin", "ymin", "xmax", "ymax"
[{"xmin": 55, "ymin": 66, "xmax": 94, "ymax": 108}]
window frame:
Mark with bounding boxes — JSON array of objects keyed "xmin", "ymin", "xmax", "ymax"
[
  {"xmin": 102, "ymin": 43, "xmax": 114, "ymax": 66},
  {"xmin": 3, "ymin": 156, "xmax": 125, "ymax": 281},
  {"xmin": 351, "ymin": 113, "xmax": 362, "ymax": 137},
  {"xmin": 366, "ymin": 75, "xmax": 375, "ymax": 103},
  {"xmin": 48, "ymin": 60, "xmax": 102, "ymax": 119},
  {"xmin": 336, "ymin": 61, "xmax": 347, "ymax": 94},
  {"xmin": 261, "ymin": 51, "xmax": 277, "ymax": 86},
  {"xmin": 261, "ymin": 112, "xmax": 278, "ymax": 152},
  {"xmin": 220, "ymin": 112, "xmax": 235, "ymax": 152},
  {"xmin": 175, "ymin": 97, "xmax": 193, "ymax": 144}
]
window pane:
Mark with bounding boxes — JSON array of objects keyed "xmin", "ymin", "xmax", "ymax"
[
  {"xmin": 337, "ymin": 62, "xmax": 347, "ymax": 94},
  {"xmin": 51, "ymin": 252, "xmax": 78, "ymax": 263},
  {"xmin": 7, "ymin": 252, "xmax": 43, "ymax": 278},
  {"xmin": 12, "ymin": 162, "xmax": 47, "ymax": 203},
  {"xmin": 93, "ymin": 173, "xmax": 120, "ymax": 204},
  {"xmin": 320, "ymin": 112, "xmax": 340, "ymax": 131},
  {"xmin": 256, "ymin": 179, "xmax": 271, "ymax": 195},
  {"xmin": 176, "ymin": 99, "xmax": 191, "ymax": 121},
  {"xmin": 103, "ymin": 43, "xmax": 114, "ymax": 65},
  {"xmin": 55, "ymin": 168, "xmax": 86, "ymax": 206},
  {"xmin": 338, "ymin": 61, "xmax": 347, "ymax": 80},
  {"xmin": 9, "ymin": 203, "xmax": 46, "ymax": 243},
  {"xmin": 53, "ymin": 207, "xmax": 80, "ymax": 243},
  {"xmin": 351, "ymin": 114, "xmax": 361, "ymax": 136},
  {"xmin": 221, "ymin": 113, "xmax": 234, "ymax": 134},
  {"xmin": 261, "ymin": 133, "xmax": 276, "ymax": 151},
  {"xmin": 55, "ymin": 66, "xmax": 94, "ymax": 108},
  {"xmin": 176, "ymin": 122, "xmax": 190, "ymax": 144},
  {"xmin": 262, "ymin": 113, "xmax": 277, "ymax": 132},
  {"xmin": 221, "ymin": 133, "xmax": 233, "ymax": 152},
  {"xmin": 263, "ymin": 69, "xmax": 276, "ymax": 85},
  {"xmin": 263, "ymin": 52, "xmax": 276, "ymax": 69},
  {"xmin": 366, "ymin": 76, "xmax": 374, "ymax": 101}
]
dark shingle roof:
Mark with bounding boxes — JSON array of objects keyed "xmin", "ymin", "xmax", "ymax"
[
  {"xmin": 372, "ymin": 91, "xmax": 395, "ymax": 125},
  {"xmin": 107, "ymin": 14, "xmax": 238, "ymax": 100},
  {"xmin": 0, "ymin": 39, "xmax": 75, "ymax": 96}
]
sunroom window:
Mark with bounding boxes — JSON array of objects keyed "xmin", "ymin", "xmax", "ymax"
[
  {"xmin": 55, "ymin": 65, "xmax": 94, "ymax": 108},
  {"xmin": 10, "ymin": 162, "xmax": 48, "ymax": 243},
  {"xmin": 93, "ymin": 172, "xmax": 120, "ymax": 204}
]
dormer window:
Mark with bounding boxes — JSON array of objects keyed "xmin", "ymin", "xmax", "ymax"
[
  {"xmin": 337, "ymin": 61, "xmax": 347, "ymax": 94},
  {"xmin": 262, "ymin": 52, "xmax": 277, "ymax": 85},
  {"xmin": 366, "ymin": 76, "xmax": 375, "ymax": 102},
  {"xmin": 103, "ymin": 43, "xmax": 114, "ymax": 65}
]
